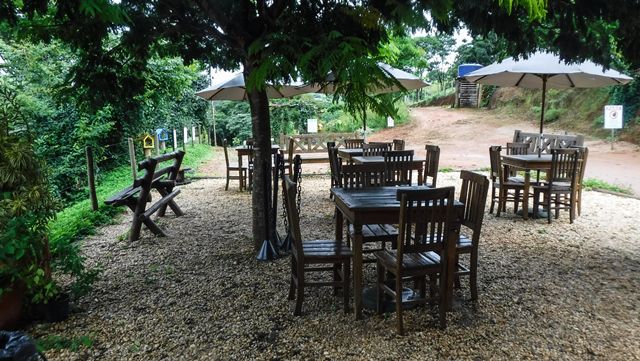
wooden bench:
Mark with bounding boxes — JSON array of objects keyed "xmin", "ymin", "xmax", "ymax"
[
  {"xmin": 279, "ymin": 133, "xmax": 360, "ymax": 168},
  {"xmin": 513, "ymin": 129, "xmax": 584, "ymax": 154},
  {"xmin": 105, "ymin": 151, "xmax": 185, "ymax": 241}
]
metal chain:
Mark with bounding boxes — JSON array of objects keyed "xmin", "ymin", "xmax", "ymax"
[
  {"xmin": 293, "ymin": 155, "xmax": 302, "ymax": 215},
  {"xmin": 278, "ymin": 153, "xmax": 289, "ymax": 232}
]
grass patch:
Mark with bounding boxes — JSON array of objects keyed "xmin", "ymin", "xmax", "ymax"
[
  {"xmin": 48, "ymin": 144, "xmax": 215, "ymax": 253},
  {"xmin": 439, "ymin": 167, "xmax": 455, "ymax": 173},
  {"xmin": 36, "ymin": 335, "xmax": 94, "ymax": 352},
  {"xmin": 583, "ymin": 178, "xmax": 633, "ymax": 195}
]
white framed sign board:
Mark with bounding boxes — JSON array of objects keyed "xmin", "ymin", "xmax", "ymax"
[
  {"xmin": 387, "ymin": 116, "xmax": 394, "ymax": 127},
  {"xmin": 307, "ymin": 118, "xmax": 318, "ymax": 133},
  {"xmin": 604, "ymin": 105, "xmax": 623, "ymax": 129}
]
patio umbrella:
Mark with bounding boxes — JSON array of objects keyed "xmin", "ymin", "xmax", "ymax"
[
  {"xmin": 464, "ymin": 51, "xmax": 633, "ymax": 134},
  {"xmin": 195, "ymin": 72, "xmax": 310, "ymax": 101},
  {"xmin": 297, "ymin": 62, "xmax": 428, "ymax": 138}
]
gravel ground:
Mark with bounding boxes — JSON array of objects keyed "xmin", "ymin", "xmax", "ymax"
[{"xmin": 30, "ymin": 173, "xmax": 640, "ymax": 360}]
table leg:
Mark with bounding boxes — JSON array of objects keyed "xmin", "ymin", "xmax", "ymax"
[
  {"xmin": 237, "ymin": 152, "xmax": 244, "ymax": 191},
  {"xmin": 522, "ymin": 170, "xmax": 531, "ymax": 220},
  {"xmin": 335, "ymin": 208, "xmax": 343, "ymax": 242},
  {"xmin": 352, "ymin": 224, "xmax": 363, "ymax": 320}
]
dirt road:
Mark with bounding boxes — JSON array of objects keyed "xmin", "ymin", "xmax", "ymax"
[
  {"xmin": 200, "ymin": 106, "xmax": 640, "ymax": 195},
  {"xmin": 369, "ymin": 107, "xmax": 640, "ymax": 195}
]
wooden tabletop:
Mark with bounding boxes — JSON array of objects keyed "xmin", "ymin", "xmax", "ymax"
[
  {"xmin": 337, "ymin": 148, "xmax": 363, "ymax": 160},
  {"xmin": 235, "ymin": 144, "xmax": 280, "ymax": 155},
  {"xmin": 501, "ymin": 154, "xmax": 552, "ymax": 170},
  {"xmin": 352, "ymin": 156, "xmax": 426, "ymax": 165}
]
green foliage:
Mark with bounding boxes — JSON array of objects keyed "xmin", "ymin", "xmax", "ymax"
[
  {"xmin": 544, "ymin": 108, "xmax": 562, "ymax": 123},
  {"xmin": 583, "ymin": 178, "xmax": 633, "ymax": 195},
  {"xmin": 609, "ymin": 74, "xmax": 640, "ymax": 125},
  {"xmin": 0, "ymin": 83, "xmax": 57, "ymax": 303},
  {"xmin": 36, "ymin": 334, "xmax": 94, "ymax": 352}
]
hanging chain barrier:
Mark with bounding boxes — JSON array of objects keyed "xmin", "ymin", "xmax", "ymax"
[{"xmin": 293, "ymin": 155, "xmax": 302, "ymax": 215}]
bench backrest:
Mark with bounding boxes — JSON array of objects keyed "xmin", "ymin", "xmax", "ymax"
[
  {"xmin": 279, "ymin": 133, "xmax": 360, "ymax": 153},
  {"xmin": 137, "ymin": 150, "xmax": 186, "ymax": 188},
  {"xmin": 513, "ymin": 129, "xmax": 584, "ymax": 154}
]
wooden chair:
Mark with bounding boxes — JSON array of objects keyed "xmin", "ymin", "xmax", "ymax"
[
  {"xmin": 327, "ymin": 142, "xmax": 341, "ymax": 198},
  {"xmin": 383, "ymin": 150, "xmax": 414, "ymax": 186},
  {"xmin": 344, "ymin": 138, "xmax": 364, "ymax": 148},
  {"xmin": 423, "ymin": 145, "xmax": 440, "ymax": 187},
  {"xmin": 533, "ymin": 148, "xmax": 579, "ymax": 223},
  {"xmin": 505, "ymin": 142, "xmax": 530, "ymax": 181},
  {"xmin": 363, "ymin": 142, "xmax": 391, "ymax": 156},
  {"xmin": 455, "ymin": 170, "xmax": 489, "ymax": 300},
  {"xmin": 375, "ymin": 187, "xmax": 456, "ymax": 334},
  {"xmin": 282, "ymin": 175, "xmax": 352, "ymax": 316},
  {"xmin": 339, "ymin": 163, "xmax": 398, "ymax": 260},
  {"xmin": 393, "ymin": 139, "xmax": 405, "ymax": 151},
  {"xmin": 569, "ymin": 146, "xmax": 589, "ymax": 216},
  {"xmin": 489, "ymin": 146, "xmax": 525, "ymax": 215},
  {"xmin": 223, "ymin": 139, "xmax": 247, "ymax": 191}
]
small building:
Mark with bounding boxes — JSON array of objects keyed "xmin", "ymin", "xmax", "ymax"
[{"xmin": 455, "ymin": 63, "xmax": 483, "ymax": 108}]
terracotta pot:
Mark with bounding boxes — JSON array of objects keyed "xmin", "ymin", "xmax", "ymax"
[{"xmin": 0, "ymin": 282, "xmax": 25, "ymax": 330}]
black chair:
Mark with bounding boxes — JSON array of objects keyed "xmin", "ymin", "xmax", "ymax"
[
  {"xmin": 489, "ymin": 145, "xmax": 524, "ymax": 215},
  {"xmin": 423, "ymin": 145, "xmax": 440, "ymax": 187},
  {"xmin": 223, "ymin": 139, "xmax": 247, "ymax": 191},
  {"xmin": 533, "ymin": 148, "xmax": 579, "ymax": 223}
]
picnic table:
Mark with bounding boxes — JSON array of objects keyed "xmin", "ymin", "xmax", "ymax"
[
  {"xmin": 331, "ymin": 186, "xmax": 464, "ymax": 319},
  {"xmin": 501, "ymin": 154, "xmax": 552, "ymax": 220},
  {"xmin": 337, "ymin": 148, "xmax": 363, "ymax": 162}
]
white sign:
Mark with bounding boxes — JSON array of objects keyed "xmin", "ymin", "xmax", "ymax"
[
  {"xmin": 387, "ymin": 116, "xmax": 394, "ymax": 127},
  {"xmin": 604, "ymin": 105, "xmax": 623, "ymax": 129},
  {"xmin": 307, "ymin": 118, "xmax": 318, "ymax": 133}
]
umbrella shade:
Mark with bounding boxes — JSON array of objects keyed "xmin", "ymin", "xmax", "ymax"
[
  {"xmin": 464, "ymin": 52, "xmax": 632, "ymax": 133},
  {"xmin": 299, "ymin": 62, "xmax": 429, "ymax": 95},
  {"xmin": 195, "ymin": 72, "xmax": 310, "ymax": 101}
]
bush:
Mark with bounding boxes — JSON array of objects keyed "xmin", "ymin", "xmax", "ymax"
[{"xmin": 544, "ymin": 108, "xmax": 562, "ymax": 123}]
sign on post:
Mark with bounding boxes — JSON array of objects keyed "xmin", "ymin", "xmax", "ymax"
[
  {"xmin": 307, "ymin": 118, "xmax": 318, "ymax": 133},
  {"xmin": 604, "ymin": 105, "xmax": 623, "ymax": 150},
  {"xmin": 387, "ymin": 116, "xmax": 395, "ymax": 127}
]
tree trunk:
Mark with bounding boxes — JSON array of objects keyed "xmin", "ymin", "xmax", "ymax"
[{"xmin": 244, "ymin": 67, "xmax": 272, "ymax": 251}]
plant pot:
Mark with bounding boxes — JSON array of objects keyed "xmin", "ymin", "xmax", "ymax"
[
  {"xmin": 0, "ymin": 282, "xmax": 25, "ymax": 330},
  {"xmin": 44, "ymin": 292, "xmax": 70, "ymax": 323}
]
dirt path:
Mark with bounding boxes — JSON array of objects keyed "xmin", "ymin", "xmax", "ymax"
[
  {"xmin": 199, "ymin": 106, "xmax": 640, "ymax": 195},
  {"xmin": 370, "ymin": 107, "xmax": 640, "ymax": 195}
]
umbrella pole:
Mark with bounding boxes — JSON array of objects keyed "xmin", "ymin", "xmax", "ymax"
[{"xmin": 540, "ymin": 76, "xmax": 547, "ymax": 134}]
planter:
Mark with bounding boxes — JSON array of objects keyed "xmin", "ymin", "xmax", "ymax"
[{"xmin": 0, "ymin": 283, "xmax": 25, "ymax": 330}]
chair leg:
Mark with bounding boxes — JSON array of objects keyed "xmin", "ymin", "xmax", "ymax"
[
  {"xmin": 288, "ymin": 257, "xmax": 296, "ymax": 300},
  {"xmin": 343, "ymin": 260, "xmax": 350, "ymax": 314},
  {"xmin": 514, "ymin": 189, "xmax": 520, "ymax": 213},
  {"xmin": 533, "ymin": 190, "xmax": 539, "ymax": 219},
  {"xmin": 496, "ymin": 188, "xmax": 503, "ymax": 217},
  {"xmin": 395, "ymin": 274, "xmax": 404, "ymax": 335},
  {"xmin": 225, "ymin": 170, "xmax": 230, "ymax": 191},
  {"xmin": 569, "ymin": 193, "xmax": 575, "ymax": 224},
  {"xmin": 429, "ymin": 275, "xmax": 437, "ymax": 306},
  {"xmin": 489, "ymin": 187, "xmax": 496, "ymax": 214},
  {"xmin": 294, "ymin": 273, "xmax": 304, "ymax": 316},
  {"xmin": 470, "ymin": 249, "xmax": 478, "ymax": 301},
  {"xmin": 376, "ymin": 261, "xmax": 385, "ymax": 315},
  {"xmin": 547, "ymin": 193, "xmax": 552, "ymax": 224}
]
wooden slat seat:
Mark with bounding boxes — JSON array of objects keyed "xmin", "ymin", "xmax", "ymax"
[
  {"xmin": 376, "ymin": 250, "xmax": 441, "ymax": 272},
  {"xmin": 105, "ymin": 186, "xmax": 141, "ymax": 206}
]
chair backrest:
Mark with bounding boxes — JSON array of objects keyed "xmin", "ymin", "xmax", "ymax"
[
  {"xmin": 383, "ymin": 150, "xmax": 414, "ymax": 186},
  {"xmin": 287, "ymin": 137, "xmax": 295, "ymax": 162},
  {"xmin": 363, "ymin": 142, "xmax": 391, "ymax": 156},
  {"xmin": 344, "ymin": 138, "xmax": 364, "ymax": 149},
  {"xmin": 223, "ymin": 139, "xmax": 231, "ymax": 167},
  {"xmin": 506, "ymin": 142, "xmax": 530, "ymax": 155},
  {"xmin": 424, "ymin": 145, "xmax": 440, "ymax": 187},
  {"xmin": 488, "ymin": 145, "xmax": 503, "ymax": 182},
  {"xmin": 339, "ymin": 163, "xmax": 386, "ymax": 189},
  {"xmin": 569, "ymin": 145, "xmax": 589, "ymax": 187},
  {"xmin": 327, "ymin": 142, "xmax": 341, "ymax": 187},
  {"xmin": 395, "ymin": 187, "xmax": 456, "ymax": 269},
  {"xmin": 458, "ymin": 170, "xmax": 490, "ymax": 242},
  {"xmin": 393, "ymin": 139, "xmax": 405, "ymax": 151},
  {"xmin": 282, "ymin": 175, "xmax": 304, "ymax": 260},
  {"xmin": 549, "ymin": 148, "xmax": 579, "ymax": 187}
]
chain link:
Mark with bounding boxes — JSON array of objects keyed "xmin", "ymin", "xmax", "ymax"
[{"xmin": 293, "ymin": 155, "xmax": 302, "ymax": 215}]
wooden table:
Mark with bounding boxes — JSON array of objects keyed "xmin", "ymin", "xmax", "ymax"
[
  {"xmin": 337, "ymin": 148, "xmax": 363, "ymax": 162},
  {"xmin": 331, "ymin": 186, "xmax": 463, "ymax": 319},
  {"xmin": 235, "ymin": 145, "xmax": 280, "ymax": 168},
  {"xmin": 501, "ymin": 154, "xmax": 552, "ymax": 220}
]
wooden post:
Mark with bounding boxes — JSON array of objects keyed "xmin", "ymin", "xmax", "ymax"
[
  {"xmin": 183, "ymin": 127, "xmax": 188, "ymax": 150},
  {"xmin": 173, "ymin": 129, "xmax": 178, "ymax": 150},
  {"xmin": 85, "ymin": 146, "xmax": 98, "ymax": 211},
  {"xmin": 128, "ymin": 137, "xmax": 137, "ymax": 181},
  {"xmin": 155, "ymin": 132, "xmax": 160, "ymax": 155},
  {"xmin": 191, "ymin": 126, "xmax": 196, "ymax": 147}
]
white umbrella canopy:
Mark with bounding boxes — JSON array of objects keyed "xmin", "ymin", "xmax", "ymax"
[
  {"xmin": 195, "ymin": 72, "xmax": 310, "ymax": 101},
  {"xmin": 464, "ymin": 51, "xmax": 633, "ymax": 133},
  {"xmin": 299, "ymin": 62, "xmax": 429, "ymax": 94}
]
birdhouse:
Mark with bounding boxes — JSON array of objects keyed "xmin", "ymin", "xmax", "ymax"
[{"xmin": 142, "ymin": 134, "xmax": 154, "ymax": 157}]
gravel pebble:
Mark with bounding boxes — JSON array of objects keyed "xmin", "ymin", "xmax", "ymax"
[{"xmin": 30, "ymin": 172, "xmax": 640, "ymax": 360}]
